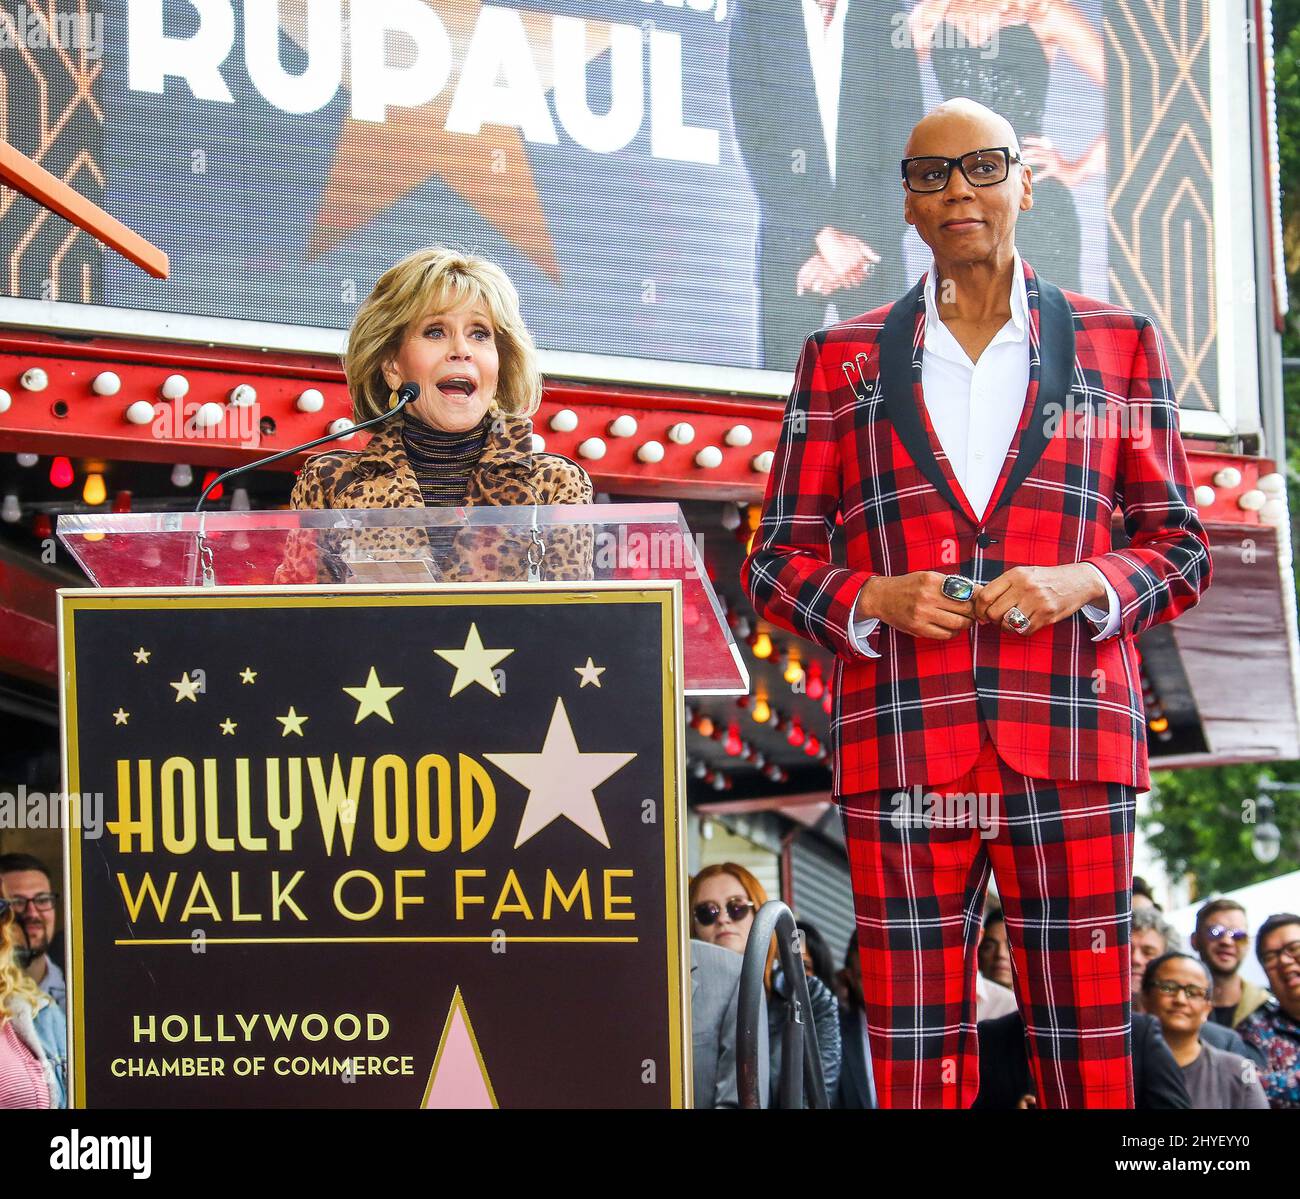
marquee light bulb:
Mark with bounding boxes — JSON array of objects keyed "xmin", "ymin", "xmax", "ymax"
[
  {"xmin": 50, "ymin": 456, "xmax": 74, "ymax": 489},
  {"xmin": 805, "ymin": 661, "xmax": 824, "ymax": 700},
  {"xmin": 83, "ymin": 472, "xmax": 107, "ymax": 506},
  {"xmin": 751, "ymin": 632, "xmax": 772, "ymax": 660},
  {"xmin": 751, "ymin": 697, "xmax": 771, "ymax": 724}
]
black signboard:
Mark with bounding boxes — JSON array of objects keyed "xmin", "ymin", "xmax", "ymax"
[{"xmin": 59, "ymin": 584, "xmax": 687, "ymax": 1108}]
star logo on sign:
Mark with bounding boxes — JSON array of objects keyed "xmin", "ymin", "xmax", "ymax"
[
  {"xmin": 240, "ymin": 667, "xmax": 257, "ymax": 685},
  {"xmin": 281, "ymin": 1, "xmax": 614, "ymax": 279},
  {"xmin": 171, "ymin": 673, "xmax": 200, "ymax": 702},
  {"xmin": 342, "ymin": 667, "xmax": 404, "ymax": 724},
  {"xmin": 219, "ymin": 718, "xmax": 237, "ymax": 736},
  {"xmin": 485, "ymin": 697, "xmax": 636, "ymax": 848},
  {"xmin": 435, "ymin": 623, "xmax": 514, "ymax": 697},
  {"xmin": 574, "ymin": 657, "xmax": 605, "ymax": 688},
  {"xmin": 133, "ymin": 647, "xmax": 151, "ymax": 664},
  {"xmin": 277, "ymin": 707, "xmax": 309, "ymax": 737},
  {"xmin": 113, "ymin": 708, "xmax": 129, "ymax": 725}
]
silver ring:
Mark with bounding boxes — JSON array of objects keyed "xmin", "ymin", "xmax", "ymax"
[{"xmin": 1004, "ymin": 606, "xmax": 1030, "ymax": 633}]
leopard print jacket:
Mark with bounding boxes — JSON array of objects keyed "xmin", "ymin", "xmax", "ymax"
[{"xmin": 273, "ymin": 414, "xmax": 594, "ymax": 584}]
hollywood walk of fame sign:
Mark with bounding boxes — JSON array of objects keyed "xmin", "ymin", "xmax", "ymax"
[{"xmin": 58, "ymin": 583, "xmax": 688, "ymax": 1108}]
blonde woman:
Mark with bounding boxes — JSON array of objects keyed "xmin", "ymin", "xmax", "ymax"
[
  {"xmin": 277, "ymin": 247, "xmax": 593, "ymax": 583},
  {"xmin": 0, "ymin": 899, "xmax": 65, "ymax": 1108}
]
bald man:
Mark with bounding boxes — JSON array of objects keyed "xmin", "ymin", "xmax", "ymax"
[{"xmin": 743, "ymin": 100, "xmax": 1211, "ymax": 1109}]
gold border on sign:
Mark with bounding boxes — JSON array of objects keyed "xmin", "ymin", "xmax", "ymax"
[{"xmin": 57, "ymin": 582, "xmax": 688, "ymax": 1110}]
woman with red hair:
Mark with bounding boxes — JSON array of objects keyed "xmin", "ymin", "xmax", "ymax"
[{"xmin": 689, "ymin": 862, "xmax": 840, "ymax": 1105}]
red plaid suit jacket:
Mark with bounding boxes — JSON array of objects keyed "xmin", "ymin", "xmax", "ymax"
[{"xmin": 741, "ymin": 261, "xmax": 1212, "ymax": 793}]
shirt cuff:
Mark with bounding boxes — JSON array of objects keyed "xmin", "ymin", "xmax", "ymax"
[
  {"xmin": 1080, "ymin": 564, "xmax": 1121, "ymax": 640},
  {"xmin": 848, "ymin": 618, "xmax": 882, "ymax": 658}
]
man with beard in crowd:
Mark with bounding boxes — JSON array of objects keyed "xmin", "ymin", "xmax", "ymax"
[{"xmin": 0, "ymin": 854, "xmax": 64, "ymax": 1011}]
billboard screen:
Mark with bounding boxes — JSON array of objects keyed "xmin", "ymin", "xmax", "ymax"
[{"xmin": 0, "ymin": 0, "xmax": 1228, "ymax": 421}]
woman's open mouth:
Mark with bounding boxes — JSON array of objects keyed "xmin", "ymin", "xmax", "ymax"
[{"xmin": 437, "ymin": 377, "xmax": 477, "ymax": 397}]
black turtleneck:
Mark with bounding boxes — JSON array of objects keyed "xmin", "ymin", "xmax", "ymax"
[{"xmin": 400, "ymin": 411, "xmax": 491, "ymax": 506}]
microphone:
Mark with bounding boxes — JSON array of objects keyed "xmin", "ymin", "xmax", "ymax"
[{"xmin": 192, "ymin": 382, "xmax": 421, "ymax": 512}]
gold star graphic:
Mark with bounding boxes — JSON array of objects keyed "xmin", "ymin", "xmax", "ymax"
[
  {"xmin": 485, "ymin": 697, "xmax": 635, "ymax": 848},
  {"xmin": 435, "ymin": 623, "xmax": 514, "ymax": 698},
  {"xmin": 113, "ymin": 708, "xmax": 129, "ymax": 725},
  {"xmin": 171, "ymin": 672, "xmax": 200, "ymax": 703},
  {"xmin": 219, "ymin": 718, "xmax": 237, "ymax": 736},
  {"xmin": 240, "ymin": 667, "xmax": 258, "ymax": 685},
  {"xmin": 280, "ymin": 0, "xmax": 612, "ymax": 278},
  {"xmin": 277, "ymin": 706, "xmax": 309, "ymax": 737},
  {"xmin": 574, "ymin": 657, "xmax": 605, "ymax": 688},
  {"xmin": 342, "ymin": 667, "xmax": 404, "ymax": 724},
  {"xmin": 133, "ymin": 647, "xmax": 151, "ymax": 664}
]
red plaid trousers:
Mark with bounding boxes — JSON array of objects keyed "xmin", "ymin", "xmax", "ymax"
[{"xmin": 841, "ymin": 727, "xmax": 1135, "ymax": 1109}]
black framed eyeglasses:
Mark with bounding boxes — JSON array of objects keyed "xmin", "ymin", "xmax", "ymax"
[
  {"xmin": 2, "ymin": 892, "xmax": 58, "ymax": 915},
  {"xmin": 693, "ymin": 899, "xmax": 756, "ymax": 927},
  {"xmin": 901, "ymin": 147, "xmax": 1023, "ymax": 193},
  {"xmin": 1260, "ymin": 939, "xmax": 1300, "ymax": 970},
  {"xmin": 1150, "ymin": 979, "xmax": 1210, "ymax": 1002}
]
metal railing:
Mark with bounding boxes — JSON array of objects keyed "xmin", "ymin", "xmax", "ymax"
[{"xmin": 736, "ymin": 900, "xmax": 829, "ymax": 1109}]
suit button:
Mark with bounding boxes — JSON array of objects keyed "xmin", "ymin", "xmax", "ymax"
[{"xmin": 976, "ymin": 532, "xmax": 993, "ymax": 548}]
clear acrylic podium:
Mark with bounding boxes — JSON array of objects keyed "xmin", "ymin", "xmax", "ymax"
[{"xmin": 57, "ymin": 503, "xmax": 747, "ymax": 696}]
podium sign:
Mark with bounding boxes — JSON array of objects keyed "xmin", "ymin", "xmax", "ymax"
[{"xmin": 59, "ymin": 583, "xmax": 688, "ymax": 1108}]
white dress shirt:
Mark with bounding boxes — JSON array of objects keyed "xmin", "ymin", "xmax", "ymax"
[
  {"xmin": 976, "ymin": 972, "xmax": 1020, "ymax": 1021},
  {"xmin": 800, "ymin": 0, "xmax": 847, "ymax": 184},
  {"xmin": 849, "ymin": 252, "xmax": 1119, "ymax": 654}
]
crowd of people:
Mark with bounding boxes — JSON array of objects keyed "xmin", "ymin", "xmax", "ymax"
[
  {"xmin": 689, "ymin": 862, "xmax": 1300, "ymax": 1110},
  {"xmin": 2, "ymin": 844, "xmax": 1296, "ymax": 1110}
]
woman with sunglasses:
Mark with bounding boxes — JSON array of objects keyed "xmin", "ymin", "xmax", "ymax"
[
  {"xmin": 0, "ymin": 897, "xmax": 66, "ymax": 1108},
  {"xmin": 689, "ymin": 863, "xmax": 841, "ymax": 1106}
]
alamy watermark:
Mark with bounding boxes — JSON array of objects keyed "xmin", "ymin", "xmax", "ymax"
[
  {"xmin": 151, "ymin": 397, "xmax": 261, "ymax": 450},
  {"xmin": 1043, "ymin": 392, "xmax": 1152, "ymax": 449},
  {"xmin": 0, "ymin": 786, "xmax": 104, "ymax": 840},
  {"xmin": 592, "ymin": 525, "xmax": 705, "ymax": 578},
  {"xmin": 1, "ymin": 4, "xmax": 104, "ymax": 60},
  {"xmin": 890, "ymin": 10, "xmax": 1000, "ymax": 60},
  {"xmin": 889, "ymin": 785, "xmax": 1000, "ymax": 840}
]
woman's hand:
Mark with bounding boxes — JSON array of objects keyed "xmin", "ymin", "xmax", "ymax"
[
  {"xmin": 796, "ymin": 252, "xmax": 838, "ymax": 297},
  {"xmin": 1020, "ymin": 135, "xmax": 1068, "ymax": 184},
  {"xmin": 1021, "ymin": 133, "xmax": 1106, "ymax": 189}
]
